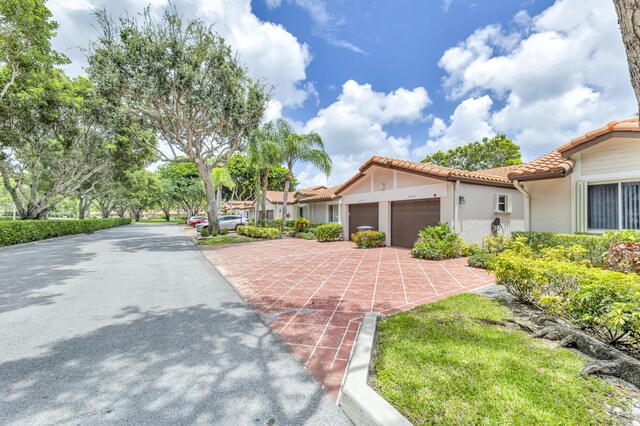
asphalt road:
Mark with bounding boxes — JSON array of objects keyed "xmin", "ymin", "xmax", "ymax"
[{"xmin": 0, "ymin": 223, "xmax": 349, "ymax": 425}]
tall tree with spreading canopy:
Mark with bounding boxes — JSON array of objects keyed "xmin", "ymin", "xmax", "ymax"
[
  {"xmin": 422, "ymin": 135, "xmax": 522, "ymax": 171},
  {"xmin": 209, "ymin": 167, "xmax": 235, "ymax": 232},
  {"xmin": 156, "ymin": 162, "xmax": 204, "ymax": 218},
  {"xmin": 277, "ymin": 121, "xmax": 332, "ymax": 232},
  {"xmin": 0, "ymin": 69, "xmax": 151, "ymax": 219},
  {"xmin": 88, "ymin": 5, "xmax": 268, "ymax": 228},
  {"xmin": 0, "ymin": 0, "xmax": 66, "ymax": 100},
  {"xmin": 224, "ymin": 153, "xmax": 296, "ymax": 202},
  {"xmin": 613, "ymin": 0, "xmax": 640, "ymax": 116}
]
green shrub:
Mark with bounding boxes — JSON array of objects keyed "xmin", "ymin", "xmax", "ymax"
[
  {"xmin": 306, "ymin": 227, "xmax": 317, "ymax": 235},
  {"xmin": 483, "ymin": 235, "xmax": 511, "ymax": 254},
  {"xmin": 294, "ymin": 217, "xmax": 310, "ymax": 233},
  {"xmin": 411, "ymin": 222, "xmax": 469, "ymax": 260},
  {"xmin": 236, "ymin": 225, "xmax": 281, "ymax": 239},
  {"xmin": 0, "ymin": 218, "xmax": 132, "ymax": 247},
  {"xmin": 467, "ymin": 249, "xmax": 495, "ymax": 269},
  {"xmin": 201, "ymin": 228, "xmax": 210, "ymax": 237},
  {"xmin": 352, "ymin": 230, "xmax": 385, "ymax": 248},
  {"xmin": 490, "ymin": 252, "xmax": 640, "ymax": 345},
  {"xmin": 295, "ymin": 232, "xmax": 316, "ymax": 240},
  {"xmin": 219, "ymin": 228, "xmax": 229, "ymax": 235},
  {"xmin": 316, "ymin": 224, "xmax": 343, "ymax": 242},
  {"xmin": 511, "ymin": 231, "xmax": 609, "ymax": 266},
  {"xmin": 210, "ymin": 230, "xmax": 218, "ymax": 237}
]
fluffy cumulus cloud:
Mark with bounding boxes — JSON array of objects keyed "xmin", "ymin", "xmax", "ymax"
[
  {"xmin": 418, "ymin": 0, "xmax": 636, "ymax": 160},
  {"xmin": 301, "ymin": 80, "xmax": 430, "ymax": 185},
  {"xmin": 47, "ymin": 0, "xmax": 312, "ymax": 107}
]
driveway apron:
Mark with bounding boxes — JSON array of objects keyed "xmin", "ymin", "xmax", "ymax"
[{"xmin": 0, "ymin": 223, "xmax": 348, "ymax": 425}]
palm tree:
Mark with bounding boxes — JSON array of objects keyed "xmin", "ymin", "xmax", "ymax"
[
  {"xmin": 247, "ymin": 122, "xmax": 282, "ymax": 223},
  {"xmin": 278, "ymin": 122, "xmax": 332, "ymax": 233},
  {"xmin": 210, "ymin": 167, "xmax": 235, "ymax": 232}
]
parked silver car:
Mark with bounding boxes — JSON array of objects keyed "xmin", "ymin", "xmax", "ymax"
[{"xmin": 197, "ymin": 215, "xmax": 250, "ymax": 233}]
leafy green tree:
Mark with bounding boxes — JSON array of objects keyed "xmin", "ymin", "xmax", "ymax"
[
  {"xmin": 276, "ymin": 121, "xmax": 332, "ymax": 232},
  {"xmin": 156, "ymin": 162, "xmax": 205, "ymax": 218},
  {"xmin": 224, "ymin": 153, "xmax": 296, "ymax": 201},
  {"xmin": 422, "ymin": 135, "xmax": 522, "ymax": 171},
  {"xmin": 0, "ymin": 0, "xmax": 66, "ymax": 99},
  {"xmin": 124, "ymin": 170, "xmax": 161, "ymax": 221},
  {"xmin": 0, "ymin": 69, "xmax": 150, "ymax": 219},
  {"xmin": 88, "ymin": 5, "xmax": 268, "ymax": 229}
]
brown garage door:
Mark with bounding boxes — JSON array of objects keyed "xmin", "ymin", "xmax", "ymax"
[
  {"xmin": 391, "ymin": 199, "xmax": 440, "ymax": 248},
  {"xmin": 349, "ymin": 203, "xmax": 379, "ymax": 239}
]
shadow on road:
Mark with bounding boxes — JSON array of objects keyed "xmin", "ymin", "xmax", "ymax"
[{"xmin": 0, "ymin": 303, "xmax": 331, "ymax": 425}]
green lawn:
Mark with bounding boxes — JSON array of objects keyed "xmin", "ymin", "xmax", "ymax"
[
  {"xmin": 197, "ymin": 235, "xmax": 257, "ymax": 245},
  {"xmin": 371, "ymin": 293, "xmax": 626, "ymax": 426}
]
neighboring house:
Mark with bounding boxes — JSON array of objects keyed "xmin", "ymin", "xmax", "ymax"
[
  {"xmin": 294, "ymin": 185, "xmax": 342, "ymax": 223},
  {"xmin": 227, "ymin": 200, "xmax": 255, "ymax": 219},
  {"xmin": 334, "ymin": 156, "xmax": 525, "ymax": 247},
  {"xmin": 259, "ymin": 191, "xmax": 298, "ymax": 220},
  {"xmin": 507, "ymin": 119, "xmax": 640, "ymax": 234}
]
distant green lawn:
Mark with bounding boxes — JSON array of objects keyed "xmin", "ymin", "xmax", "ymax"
[
  {"xmin": 197, "ymin": 235, "xmax": 257, "ymax": 245},
  {"xmin": 372, "ymin": 293, "xmax": 626, "ymax": 426}
]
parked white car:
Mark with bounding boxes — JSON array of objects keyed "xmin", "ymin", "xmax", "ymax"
[{"xmin": 197, "ymin": 215, "xmax": 250, "ymax": 233}]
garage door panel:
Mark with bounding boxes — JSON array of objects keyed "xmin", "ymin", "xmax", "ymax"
[
  {"xmin": 349, "ymin": 203, "xmax": 379, "ymax": 239},
  {"xmin": 391, "ymin": 199, "xmax": 440, "ymax": 248}
]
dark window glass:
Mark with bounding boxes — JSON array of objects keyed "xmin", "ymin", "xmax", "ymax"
[
  {"xmin": 622, "ymin": 181, "xmax": 640, "ymax": 230},
  {"xmin": 588, "ymin": 184, "xmax": 618, "ymax": 230}
]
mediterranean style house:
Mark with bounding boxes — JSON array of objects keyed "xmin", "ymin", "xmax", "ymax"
[{"xmin": 506, "ymin": 118, "xmax": 640, "ymax": 234}]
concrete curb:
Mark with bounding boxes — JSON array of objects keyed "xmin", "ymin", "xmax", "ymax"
[{"xmin": 338, "ymin": 312, "xmax": 413, "ymax": 426}]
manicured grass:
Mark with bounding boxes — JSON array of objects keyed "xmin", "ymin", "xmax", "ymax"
[
  {"xmin": 371, "ymin": 293, "xmax": 625, "ymax": 426},
  {"xmin": 197, "ymin": 235, "xmax": 257, "ymax": 245}
]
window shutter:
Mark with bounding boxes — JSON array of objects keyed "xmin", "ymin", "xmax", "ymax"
[
  {"xmin": 506, "ymin": 195, "xmax": 512, "ymax": 213},
  {"xmin": 493, "ymin": 193, "xmax": 499, "ymax": 213}
]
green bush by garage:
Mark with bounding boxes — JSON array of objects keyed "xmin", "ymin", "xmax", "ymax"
[{"xmin": 0, "ymin": 218, "xmax": 132, "ymax": 247}]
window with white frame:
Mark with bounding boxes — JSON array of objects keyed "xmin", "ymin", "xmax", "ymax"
[
  {"xmin": 588, "ymin": 181, "xmax": 640, "ymax": 230},
  {"xmin": 328, "ymin": 204, "xmax": 339, "ymax": 222},
  {"xmin": 493, "ymin": 194, "xmax": 512, "ymax": 213}
]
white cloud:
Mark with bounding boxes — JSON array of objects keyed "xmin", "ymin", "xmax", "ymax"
[
  {"xmin": 432, "ymin": 0, "xmax": 636, "ymax": 159},
  {"xmin": 413, "ymin": 96, "xmax": 495, "ymax": 159},
  {"xmin": 297, "ymin": 80, "xmax": 430, "ymax": 186},
  {"xmin": 48, "ymin": 0, "xmax": 312, "ymax": 107},
  {"xmin": 265, "ymin": 0, "xmax": 365, "ymax": 54}
]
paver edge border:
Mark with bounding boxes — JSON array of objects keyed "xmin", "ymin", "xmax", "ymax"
[{"xmin": 338, "ymin": 312, "xmax": 413, "ymax": 426}]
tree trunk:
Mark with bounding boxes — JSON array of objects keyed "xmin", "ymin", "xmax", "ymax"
[
  {"xmin": 281, "ymin": 172, "xmax": 291, "ymax": 233},
  {"xmin": 192, "ymin": 157, "xmax": 219, "ymax": 233},
  {"xmin": 261, "ymin": 168, "xmax": 269, "ymax": 224},
  {"xmin": 613, "ymin": 0, "xmax": 640, "ymax": 116}
]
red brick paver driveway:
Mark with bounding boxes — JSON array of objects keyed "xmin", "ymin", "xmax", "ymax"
[{"xmin": 200, "ymin": 239, "xmax": 494, "ymax": 400}]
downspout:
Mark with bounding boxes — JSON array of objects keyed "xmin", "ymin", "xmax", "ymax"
[
  {"xmin": 512, "ymin": 180, "xmax": 530, "ymax": 231},
  {"xmin": 453, "ymin": 180, "xmax": 460, "ymax": 233}
]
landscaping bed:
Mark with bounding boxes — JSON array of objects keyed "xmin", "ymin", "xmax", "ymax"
[
  {"xmin": 197, "ymin": 235, "xmax": 257, "ymax": 245},
  {"xmin": 371, "ymin": 293, "xmax": 637, "ymax": 425}
]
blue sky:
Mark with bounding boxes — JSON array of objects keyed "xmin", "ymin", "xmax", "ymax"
[{"xmin": 49, "ymin": 0, "xmax": 636, "ymax": 186}]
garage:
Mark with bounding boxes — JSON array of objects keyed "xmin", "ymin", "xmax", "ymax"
[
  {"xmin": 391, "ymin": 199, "xmax": 440, "ymax": 248},
  {"xmin": 348, "ymin": 203, "xmax": 379, "ymax": 238}
]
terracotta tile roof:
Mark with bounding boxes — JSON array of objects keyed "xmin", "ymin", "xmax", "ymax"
[
  {"xmin": 506, "ymin": 151, "xmax": 575, "ymax": 180},
  {"xmin": 335, "ymin": 156, "xmax": 515, "ymax": 194},
  {"xmin": 507, "ymin": 118, "xmax": 639, "ymax": 181},
  {"xmin": 557, "ymin": 118, "xmax": 640, "ymax": 153},
  {"xmin": 295, "ymin": 185, "xmax": 341, "ymax": 202},
  {"xmin": 229, "ymin": 200, "xmax": 255, "ymax": 209},
  {"xmin": 265, "ymin": 191, "xmax": 298, "ymax": 204}
]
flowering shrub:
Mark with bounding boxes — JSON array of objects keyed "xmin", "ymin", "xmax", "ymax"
[
  {"xmin": 352, "ymin": 230, "xmax": 385, "ymax": 248},
  {"xmin": 603, "ymin": 242, "xmax": 640, "ymax": 274}
]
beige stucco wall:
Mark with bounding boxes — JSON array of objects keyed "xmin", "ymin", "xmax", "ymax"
[
  {"xmin": 524, "ymin": 177, "xmax": 572, "ymax": 233},
  {"xmin": 455, "ymin": 183, "xmax": 525, "ymax": 243}
]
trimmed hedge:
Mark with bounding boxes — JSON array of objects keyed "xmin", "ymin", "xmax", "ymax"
[
  {"xmin": 0, "ymin": 218, "xmax": 132, "ymax": 247},
  {"xmin": 490, "ymin": 249, "xmax": 640, "ymax": 345},
  {"xmin": 294, "ymin": 217, "xmax": 310, "ymax": 233},
  {"xmin": 316, "ymin": 224, "xmax": 343, "ymax": 242},
  {"xmin": 352, "ymin": 230, "xmax": 385, "ymax": 248},
  {"xmin": 411, "ymin": 222, "xmax": 472, "ymax": 260},
  {"xmin": 236, "ymin": 225, "xmax": 281, "ymax": 239}
]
